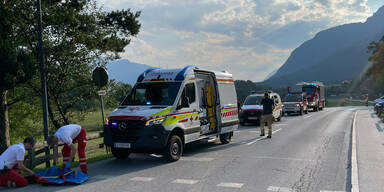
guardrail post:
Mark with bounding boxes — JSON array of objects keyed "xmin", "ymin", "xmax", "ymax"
[
  {"xmin": 44, "ymin": 146, "xmax": 50, "ymax": 168},
  {"xmin": 26, "ymin": 148, "xmax": 35, "ymax": 169}
]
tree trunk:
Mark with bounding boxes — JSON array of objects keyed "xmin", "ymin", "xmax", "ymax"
[
  {"xmin": 0, "ymin": 89, "xmax": 10, "ymax": 154},
  {"xmin": 47, "ymin": 100, "xmax": 61, "ymax": 129}
]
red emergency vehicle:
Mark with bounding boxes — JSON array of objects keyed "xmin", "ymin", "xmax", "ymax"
[{"xmin": 302, "ymin": 82, "xmax": 325, "ymax": 111}]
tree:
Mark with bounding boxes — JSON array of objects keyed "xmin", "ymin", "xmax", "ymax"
[
  {"xmin": 104, "ymin": 80, "xmax": 132, "ymax": 108},
  {"xmin": 9, "ymin": 0, "xmax": 141, "ymax": 130},
  {"xmin": 367, "ymin": 36, "xmax": 384, "ymax": 86},
  {"xmin": 0, "ymin": 1, "xmax": 36, "ymax": 153}
]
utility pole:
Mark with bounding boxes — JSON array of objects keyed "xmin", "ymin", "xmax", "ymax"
[{"xmin": 37, "ymin": 0, "xmax": 50, "ymax": 167}]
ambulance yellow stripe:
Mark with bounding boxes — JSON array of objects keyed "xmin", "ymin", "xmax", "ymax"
[{"xmin": 150, "ymin": 107, "xmax": 173, "ymax": 118}]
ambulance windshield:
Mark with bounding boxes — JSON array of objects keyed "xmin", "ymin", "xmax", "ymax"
[{"xmin": 121, "ymin": 82, "xmax": 182, "ymax": 106}]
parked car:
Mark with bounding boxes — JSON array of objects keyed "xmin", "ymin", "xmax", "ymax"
[
  {"xmin": 282, "ymin": 93, "xmax": 308, "ymax": 115},
  {"xmin": 374, "ymin": 101, "xmax": 384, "ymax": 116},
  {"xmin": 239, "ymin": 92, "xmax": 283, "ymax": 125},
  {"xmin": 374, "ymin": 96, "xmax": 384, "ymax": 104}
]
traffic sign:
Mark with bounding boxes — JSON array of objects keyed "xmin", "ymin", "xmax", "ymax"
[
  {"xmin": 98, "ymin": 90, "xmax": 106, "ymax": 96},
  {"xmin": 92, "ymin": 67, "xmax": 108, "ymax": 88}
]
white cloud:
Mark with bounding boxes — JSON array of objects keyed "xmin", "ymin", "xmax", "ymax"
[{"xmin": 98, "ymin": 0, "xmax": 375, "ymax": 81}]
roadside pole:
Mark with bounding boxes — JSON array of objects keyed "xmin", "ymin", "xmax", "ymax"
[
  {"xmin": 98, "ymin": 90, "xmax": 107, "ymax": 125},
  {"xmin": 92, "ymin": 68, "xmax": 109, "ymax": 153},
  {"xmin": 37, "ymin": 0, "xmax": 50, "ymax": 168}
]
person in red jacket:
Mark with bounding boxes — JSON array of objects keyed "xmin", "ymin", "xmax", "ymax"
[
  {"xmin": 47, "ymin": 124, "xmax": 87, "ymax": 173},
  {"xmin": 0, "ymin": 137, "xmax": 43, "ymax": 188}
]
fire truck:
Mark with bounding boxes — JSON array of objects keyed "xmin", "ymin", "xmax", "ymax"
[{"xmin": 301, "ymin": 82, "xmax": 325, "ymax": 111}]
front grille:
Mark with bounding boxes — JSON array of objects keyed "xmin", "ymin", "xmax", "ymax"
[
  {"xmin": 110, "ymin": 120, "xmax": 146, "ymax": 141},
  {"xmin": 245, "ymin": 110, "xmax": 262, "ymax": 117},
  {"xmin": 284, "ymin": 104, "xmax": 297, "ymax": 108}
]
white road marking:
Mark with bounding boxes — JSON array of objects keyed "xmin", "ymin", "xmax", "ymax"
[
  {"xmin": 303, "ymin": 115, "xmax": 313, "ymax": 119},
  {"xmin": 208, "ymin": 138, "xmax": 217, "ymax": 142},
  {"xmin": 248, "ymin": 130, "xmax": 259, "ymax": 133},
  {"xmin": 320, "ymin": 190, "xmax": 346, "ymax": 192},
  {"xmin": 150, "ymin": 154, "xmax": 163, "ymax": 158},
  {"xmin": 181, "ymin": 157, "xmax": 214, "ymax": 162},
  {"xmin": 250, "ymin": 155, "xmax": 312, "ymax": 162},
  {"xmin": 217, "ymin": 182, "xmax": 244, "ymax": 188},
  {"xmin": 267, "ymin": 186, "xmax": 293, "ymax": 192},
  {"xmin": 351, "ymin": 111, "xmax": 359, "ymax": 192},
  {"xmin": 274, "ymin": 123, "xmax": 288, "ymax": 126},
  {"xmin": 245, "ymin": 128, "xmax": 282, "ymax": 145},
  {"xmin": 130, "ymin": 177, "xmax": 154, "ymax": 182},
  {"xmin": 171, "ymin": 179, "xmax": 199, "ymax": 185},
  {"xmin": 234, "ymin": 130, "xmax": 241, "ymax": 133}
]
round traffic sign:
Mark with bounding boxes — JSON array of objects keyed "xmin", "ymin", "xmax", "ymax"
[{"xmin": 92, "ymin": 67, "xmax": 108, "ymax": 88}]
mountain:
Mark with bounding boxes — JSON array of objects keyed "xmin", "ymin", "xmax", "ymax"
[
  {"xmin": 263, "ymin": 5, "xmax": 384, "ymax": 87},
  {"xmin": 264, "ymin": 69, "xmax": 278, "ymax": 81},
  {"xmin": 107, "ymin": 59, "xmax": 152, "ymax": 85}
]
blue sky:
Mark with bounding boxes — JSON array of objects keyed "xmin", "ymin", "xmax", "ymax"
[{"xmin": 97, "ymin": 0, "xmax": 383, "ymax": 81}]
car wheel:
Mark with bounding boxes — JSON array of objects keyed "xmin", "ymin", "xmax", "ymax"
[
  {"xmin": 163, "ymin": 135, "xmax": 183, "ymax": 162},
  {"xmin": 111, "ymin": 147, "xmax": 131, "ymax": 159}
]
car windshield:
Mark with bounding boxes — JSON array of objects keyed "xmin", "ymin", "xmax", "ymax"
[
  {"xmin": 244, "ymin": 96, "xmax": 263, "ymax": 105},
  {"xmin": 121, "ymin": 82, "xmax": 181, "ymax": 106},
  {"xmin": 283, "ymin": 95, "xmax": 303, "ymax": 102},
  {"xmin": 303, "ymin": 86, "xmax": 315, "ymax": 94}
]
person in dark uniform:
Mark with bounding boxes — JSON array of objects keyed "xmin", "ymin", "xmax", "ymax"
[{"xmin": 260, "ymin": 92, "xmax": 274, "ymax": 138}]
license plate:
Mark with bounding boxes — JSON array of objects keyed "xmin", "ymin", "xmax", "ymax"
[
  {"xmin": 114, "ymin": 143, "xmax": 131, "ymax": 148},
  {"xmin": 248, "ymin": 117, "xmax": 258, "ymax": 120}
]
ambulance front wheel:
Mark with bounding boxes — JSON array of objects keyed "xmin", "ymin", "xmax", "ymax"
[
  {"xmin": 111, "ymin": 147, "xmax": 131, "ymax": 159},
  {"xmin": 220, "ymin": 132, "xmax": 232, "ymax": 144},
  {"xmin": 164, "ymin": 135, "xmax": 183, "ymax": 162}
]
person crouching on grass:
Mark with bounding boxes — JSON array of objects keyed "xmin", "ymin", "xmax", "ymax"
[{"xmin": 47, "ymin": 124, "xmax": 87, "ymax": 174}]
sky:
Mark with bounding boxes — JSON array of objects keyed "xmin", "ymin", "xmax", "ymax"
[{"xmin": 97, "ymin": 0, "xmax": 383, "ymax": 82}]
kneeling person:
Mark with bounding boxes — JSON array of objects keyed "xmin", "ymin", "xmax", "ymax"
[
  {"xmin": 48, "ymin": 124, "xmax": 87, "ymax": 173},
  {"xmin": 0, "ymin": 137, "xmax": 36, "ymax": 187}
]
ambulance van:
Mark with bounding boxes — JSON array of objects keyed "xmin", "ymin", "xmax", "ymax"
[{"xmin": 103, "ymin": 66, "xmax": 239, "ymax": 161}]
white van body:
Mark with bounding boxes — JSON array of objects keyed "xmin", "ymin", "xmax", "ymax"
[
  {"xmin": 104, "ymin": 66, "xmax": 239, "ymax": 161},
  {"xmin": 239, "ymin": 92, "xmax": 283, "ymax": 125}
]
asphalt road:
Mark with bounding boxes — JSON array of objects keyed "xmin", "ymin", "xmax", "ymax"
[{"xmin": 5, "ymin": 106, "xmax": 380, "ymax": 192}]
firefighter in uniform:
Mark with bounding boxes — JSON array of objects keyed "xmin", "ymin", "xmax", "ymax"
[
  {"xmin": 0, "ymin": 137, "xmax": 44, "ymax": 187},
  {"xmin": 260, "ymin": 92, "xmax": 274, "ymax": 138},
  {"xmin": 47, "ymin": 124, "xmax": 87, "ymax": 173}
]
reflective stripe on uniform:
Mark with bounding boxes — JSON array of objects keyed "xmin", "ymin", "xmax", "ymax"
[
  {"xmin": 79, "ymin": 162, "xmax": 87, "ymax": 165},
  {"xmin": 79, "ymin": 158, "xmax": 86, "ymax": 161}
]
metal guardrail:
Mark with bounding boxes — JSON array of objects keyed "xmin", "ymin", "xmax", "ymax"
[{"xmin": 25, "ymin": 133, "xmax": 104, "ymax": 169}]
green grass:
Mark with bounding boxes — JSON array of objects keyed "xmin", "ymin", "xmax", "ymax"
[
  {"xmin": 76, "ymin": 109, "xmax": 114, "ymax": 133},
  {"xmin": 31, "ymin": 109, "xmax": 117, "ymax": 171},
  {"xmin": 326, "ymin": 98, "xmax": 369, "ymax": 107},
  {"xmin": 32, "ymin": 137, "xmax": 114, "ymax": 171}
]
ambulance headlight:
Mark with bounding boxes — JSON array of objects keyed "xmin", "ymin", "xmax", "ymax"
[{"xmin": 145, "ymin": 117, "xmax": 165, "ymax": 126}]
